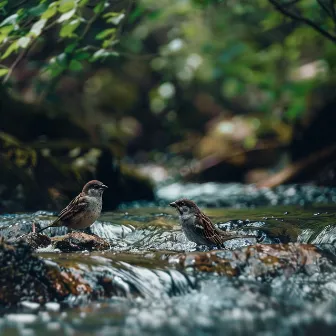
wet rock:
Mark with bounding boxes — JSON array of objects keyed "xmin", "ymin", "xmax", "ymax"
[
  {"xmin": 19, "ymin": 232, "xmax": 51, "ymax": 250},
  {"xmin": 51, "ymin": 232, "xmax": 110, "ymax": 252},
  {"xmin": 0, "ymin": 239, "xmax": 59, "ymax": 306},
  {"xmin": 0, "ymin": 239, "xmax": 195, "ymax": 307},
  {"xmin": 170, "ymin": 243, "xmax": 335, "ymax": 277}
]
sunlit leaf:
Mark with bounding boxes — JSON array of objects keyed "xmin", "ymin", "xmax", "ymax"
[
  {"xmin": 59, "ymin": 0, "xmax": 75, "ymax": 13},
  {"xmin": 50, "ymin": 53, "xmax": 68, "ymax": 67},
  {"xmin": 0, "ymin": 14, "xmax": 18, "ymax": 27},
  {"xmin": 94, "ymin": 2, "xmax": 106, "ymax": 14},
  {"xmin": 17, "ymin": 36, "xmax": 31, "ymax": 48},
  {"xmin": 59, "ymin": 18, "xmax": 80, "ymax": 37},
  {"xmin": 58, "ymin": 8, "xmax": 76, "ymax": 23},
  {"xmin": 0, "ymin": 68, "xmax": 8, "ymax": 76},
  {"xmin": 0, "ymin": 25, "xmax": 14, "ymax": 43},
  {"xmin": 96, "ymin": 28, "xmax": 116, "ymax": 40},
  {"xmin": 91, "ymin": 48, "xmax": 118, "ymax": 61},
  {"xmin": 1, "ymin": 41, "xmax": 18, "ymax": 59},
  {"xmin": 106, "ymin": 13, "xmax": 125, "ymax": 25},
  {"xmin": 42, "ymin": 3, "xmax": 58, "ymax": 20},
  {"xmin": 30, "ymin": 18, "xmax": 47, "ymax": 37},
  {"xmin": 104, "ymin": 12, "xmax": 125, "ymax": 24}
]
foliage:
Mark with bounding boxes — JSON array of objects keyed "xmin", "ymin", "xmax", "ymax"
[
  {"xmin": 0, "ymin": 0, "xmax": 335, "ymax": 135},
  {"xmin": 0, "ymin": 0, "xmax": 123, "ymax": 83},
  {"xmin": 123, "ymin": 0, "xmax": 335, "ymax": 122}
]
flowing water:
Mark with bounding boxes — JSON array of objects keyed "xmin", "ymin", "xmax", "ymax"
[{"xmin": 1, "ymin": 183, "xmax": 336, "ymax": 335}]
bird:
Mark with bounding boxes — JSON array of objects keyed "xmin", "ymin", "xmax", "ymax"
[
  {"xmin": 37, "ymin": 180, "xmax": 108, "ymax": 234},
  {"xmin": 169, "ymin": 198, "xmax": 257, "ymax": 247}
]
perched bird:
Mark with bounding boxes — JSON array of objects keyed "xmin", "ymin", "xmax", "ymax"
[
  {"xmin": 169, "ymin": 199, "xmax": 257, "ymax": 247},
  {"xmin": 37, "ymin": 180, "xmax": 108, "ymax": 233}
]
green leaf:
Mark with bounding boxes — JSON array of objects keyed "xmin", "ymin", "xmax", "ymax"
[
  {"xmin": 94, "ymin": 2, "xmax": 106, "ymax": 14},
  {"xmin": 17, "ymin": 36, "xmax": 31, "ymax": 48},
  {"xmin": 59, "ymin": 0, "xmax": 75, "ymax": 13},
  {"xmin": 0, "ymin": 68, "xmax": 9, "ymax": 76},
  {"xmin": 50, "ymin": 53, "xmax": 68, "ymax": 67},
  {"xmin": 0, "ymin": 1, "xmax": 8, "ymax": 11},
  {"xmin": 285, "ymin": 99, "xmax": 305, "ymax": 120},
  {"xmin": 69, "ymin": 59, "xmax": 83, "ymax": 71},
  {"xmin": 106, "ymin": 13, "xmax": 125, "ymax": 25},
  {"xmin": 1, "ymin": 41, "xmax": 18, "ymax": 59},
  {"xmin": 129, "ymin": 6, "xmax": 145, "ymax": 23},
  {"xmin": 79, "ymin": 0, "xmax": 89, "ymax": 6},
  {"xmin": 65, "ymin": 42, "xmax": 78, "ymax": 53},
  {"xmin": 74, "ymin": 50, "xmax": 90, "ymax": 60},
  {"xmin": 0, "ymin": 25, "xmax": 14, "ymax": 43},
  {"xmin": 55, "ymin": 53, "xmax": 67, "ymax": 66},
  {"xmin": 95, "ymin": 28, "xmax": 116, "ymax": 40},
  {"xmin": 0, "ymin": 14, "xmax": 18, "ymax": 27},
  {"xmin": 30, "ymin": 19, "xmax": 47, "ymax": 37},
  {"xmin": 58, "ymin": 8, "xmax": 76, "ymax": 23},
  {"xmin": 91, "ymin": 48, "xmax": 118, "ymax": 61},
  {"xmin": 47, "ymin": 64, "xmax": 65, "ymax": 77},
  {"xmin": 59, "ymin": 19, "xmax": 80, "ymax": 37},
  {"xmin": 42, "ymin": 3, "xmax": 58, "ymax": 20},
  {"xmin": 28, "ymin": 3, "xmax": 48, "ymax": 17}
]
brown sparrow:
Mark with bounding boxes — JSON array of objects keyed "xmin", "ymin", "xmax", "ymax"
[
  {"xmin": 37, "ymin": 180, "xmax": 108, "ymax": 233},
  {"xmin": 170, "ymin": 199, "xmax": 257, "ymax": 247}
]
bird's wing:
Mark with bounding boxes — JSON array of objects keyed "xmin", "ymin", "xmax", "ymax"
[
  {"xmin": 197, "ymin": 212, "xmax": 256, "ymax": 245},
  {"xmin": 197, "ymin": 212, "xmax": 223, "ymax": 246},
  {"xmin": 57, "ymin": 193, "xmax": 89, "ymax": 223},
  {"xmin": 36, "ymin": 194, "xmax": 89, "ymax": 233}
]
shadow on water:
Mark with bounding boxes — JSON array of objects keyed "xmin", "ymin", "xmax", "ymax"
[{"xmin": 1, "ymin": 183, "xmax": 336, "ymax": 335}]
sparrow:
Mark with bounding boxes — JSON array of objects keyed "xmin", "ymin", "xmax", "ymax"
[
  {"xmin": 37, "ymin": 180, "xmax": 108, "ymax": 233},
  {"xmin": 169, "ymin": 199, "xmax": 257, "ymax": 247}
]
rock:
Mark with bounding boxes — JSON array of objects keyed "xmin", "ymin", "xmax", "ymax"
[
  {"xmin": 19, "ymin": 233, "xmax": 51, "ymax": 250},
  {"xmin": 0, "ymin": 238, "xmax": 59, "ymax": 306},
  {"xmin": 170, "ymin": 243, "xmax": 335, "ymax": 277},
  {"xmin": 51, "ymin": 232, "xmax": 110, "ymax": 252},
  {"xmin": 0, "ymin": 239, "xmax": 195, "ymax": 306}
]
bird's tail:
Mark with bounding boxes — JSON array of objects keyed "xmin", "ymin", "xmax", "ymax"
[
  {"xmin": 14, "ymin": 218, "xmax": 60, "ymax": 242},
  {"xmin": 36, "ymin": 218, "xmax": 61, "ymax": 234}
]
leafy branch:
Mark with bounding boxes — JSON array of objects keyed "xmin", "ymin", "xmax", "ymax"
[
  {"xmin": 0, "ymin": 0, "xmax": 126, "ymax": 90},
  {"xmin": 267, "ymin": 0, "xmax": 336, "ymax": 43}
]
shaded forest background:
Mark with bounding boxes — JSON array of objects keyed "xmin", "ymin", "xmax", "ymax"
[{"xmin": 0, "ymin": 0, "xmax": 335, "ymax": 212}]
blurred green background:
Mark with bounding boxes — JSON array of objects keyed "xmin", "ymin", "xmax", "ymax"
[{"xmin": 0, "ymin": 0, "xmax": 335, "ymax": 212}]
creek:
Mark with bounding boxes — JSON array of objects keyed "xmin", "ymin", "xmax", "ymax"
[{"xmin": 0, "ymin": 183, "xmax": 336, "ymax": 335}]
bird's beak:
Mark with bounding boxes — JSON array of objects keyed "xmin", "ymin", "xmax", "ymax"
[
  {"xmin": 100, "ymin": 184, "xmax": 108, "ymax": 190},
  {"xmin": 169, "ymin": 202, "xmax": 177, "ymax": 208}
]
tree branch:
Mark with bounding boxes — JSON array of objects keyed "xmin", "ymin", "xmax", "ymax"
[
  {"xmin": 2, "ymin": 39, "xmax": 37, "ymax": 84},
  {"xmin": 268, "ymin": 0, "xmax": 336, "ymax": 43},
  {"xmin": 317, "ymin": 0, "xmax": 336, "ymax": 22}
]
